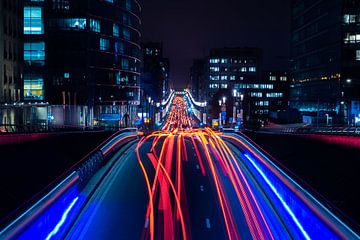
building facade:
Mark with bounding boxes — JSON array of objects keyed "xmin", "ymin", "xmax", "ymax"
[
  {"xmin": 291, "ymin": 0, "xmax": 360, "ymax": 124},
  {"xmin": 140, "ymin": 42, "xmax": 170, "ymax": 103},
  {"xmin": 189, "ymin": 59, "xmax": 206, "ymax": 102},
  {"xmin": 23, "ymin": 0, "xmax": 141, "ymax": 126},
  {"xmin": 0, "ymin": 0, "xmax": 23, "ymax": 103},
  {"xmin": 205, "ymin": 48, "xmax": 290, "ymax": 125}
]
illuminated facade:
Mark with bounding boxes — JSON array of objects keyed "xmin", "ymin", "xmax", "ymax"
[
  {"xmin": 23, "ymin": 0, "xmax": 141, "ymax": 111},
  {"xmin": 291, "ymin": 0, "xmax": 360, "ymax": 124},
  {"xmin": 204, "ymin": 48, "xmax": 289, "ymax": 124}
]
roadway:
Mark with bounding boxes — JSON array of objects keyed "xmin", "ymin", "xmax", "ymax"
[{"xmin": 5, "ymin": 95, "xmax": 357, "ymax": 239}]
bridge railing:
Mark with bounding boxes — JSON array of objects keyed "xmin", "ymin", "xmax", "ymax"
[
  {"xmin": 184, "ymin": 89, "xmax": 207, "ymax": 124},
  {"xmin": 224, "ymin": 131, "xmax": 360, "ymax": 239},
  {"xmin": 0, "ymin": 128, "xmax": 138, "ymax": 240}
]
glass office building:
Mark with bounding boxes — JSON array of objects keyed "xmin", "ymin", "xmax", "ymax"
[
  {"xmin": 291, "ymin": 0, "xmax": 360, "ymax": 124},
  {"xmin": 23, "ymin": 0, "xmax": 142, "ymax": 125}
]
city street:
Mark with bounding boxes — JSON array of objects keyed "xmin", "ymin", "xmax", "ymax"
[{"xmin": 60, "ymin": 96, "xmax": 358, "ymax": 239}]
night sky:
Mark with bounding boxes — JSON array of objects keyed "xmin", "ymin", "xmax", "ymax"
[{"xmin": 140, "ymin": 0, "xmax": 291, "ymax": 88}]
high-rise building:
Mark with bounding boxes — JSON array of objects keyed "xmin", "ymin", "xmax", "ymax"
[
  {"xmin": 23, "ymin": 0, "xmax": 141, "ymax": 125},
  {"xmin": 189, "ymin": 59, "xmax": 206, "ymax": 102},
  {"xmin": 205, "ymin": 48, "xmax": 290, "ymax": 125},
  {"xmin": 291, "ymin": 0, "xmax": 360, "ymax": 124},
  {"xmin": 140, "ymin": 42, "xmax": 170, "ymax": 102},
  {"xmin": 0, "ymin": 0, "xmax": 23, "ymax": 103}
]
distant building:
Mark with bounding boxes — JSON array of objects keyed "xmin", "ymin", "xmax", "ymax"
[
  {"xmin": 189, "ymin": 59, "xmax": 206, "ymax": 102},
  {"xmin": 23, "ymin": 0, "xmax": 142, "ymax": 125},
  {"xmin": 204, "ymin": 48, "xmax": 290, "ymax": 124},
  {"xmin": 0, "ymin": 0, "xmax": 23, "ymax": 103},
  {"xmin": 140, "ymin": 42, "xmax": 170, "ymax": 102},
  {"xmin": 263, "ymin": 71, "xmax": 291, "ymax": 122},
  {"xmin": 291, "ymin": 0, "xmax": 360, "ymax": 124}
]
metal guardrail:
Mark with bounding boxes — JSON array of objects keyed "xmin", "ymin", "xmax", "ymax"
[
  {"xmin": 0, "ymin": 128, "xmax": 138, "ymax": 239},
  {"xmin": 0, "ymin": 124, "xmax": 107, "ymax": 134},
  {"xmin": 296, "ymin": 126, "xmax": 360, "ymax": 136}
]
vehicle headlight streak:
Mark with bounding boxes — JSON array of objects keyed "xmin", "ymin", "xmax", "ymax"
[
  {"xmin": 45, "ymin": 197, "xmax": 79, "ymax": 240},
  {"xmin": 244, "ymin": 153, "xmax": 311, "ymax": 240}
]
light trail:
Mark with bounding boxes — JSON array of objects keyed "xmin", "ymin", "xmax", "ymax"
[{"xmin": 134, "ymin": 94, "xmax": 357, "ymax": 240}]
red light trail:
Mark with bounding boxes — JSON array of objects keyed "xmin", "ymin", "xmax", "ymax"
[{"xmin": 136, "ymin": 96, "xmax": 275, "ymax": 240}]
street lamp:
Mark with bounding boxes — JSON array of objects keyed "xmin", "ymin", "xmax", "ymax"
[
  {"xmin": 233, "ymin": 89, "xmax": 237, "ymax": 97},
  {"xmin": 147, "ymin": 97, "xmax": 151, "ymax": 129}
]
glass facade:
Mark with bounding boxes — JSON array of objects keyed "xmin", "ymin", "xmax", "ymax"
[
  {"xmin": 24, "ymin": 74, "xmax": 44, "ymax": 100},
  {"xmin": 24, "ymin": 42, "xmax": 45, "ymax": 66},
  {"xmin": 291, "ymin": 0, "xmax": 360, "ymax": 123},
  {"xmin": 23, "ymin": 0, "xmax": 142, "ymax": 107},
  {"xmin": 24, "ymin": 6, "xmax": 44, "ymax": 34}
]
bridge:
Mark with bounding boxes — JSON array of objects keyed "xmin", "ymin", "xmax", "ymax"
[{"xmin": 1, "ymin": 92, "xmax": 359, "ymax": 239}]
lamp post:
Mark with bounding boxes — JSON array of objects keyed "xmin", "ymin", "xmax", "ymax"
[
  {"xmin": 147, "ymin": 97, "xmax": 151, "ymax": 130},
  {"xmin": 222, "ymin": 97, "xmax": 226, "ymax": 125},
  {"xmin": 233, "ymin": 90, "xmax": 237, "ymax": 124},
  {"xmin": 218, "ymin": 99, "xmax": 222, "ymax": 128}
]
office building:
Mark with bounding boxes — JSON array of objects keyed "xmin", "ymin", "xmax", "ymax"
[
  {"xmin": 140, "ymin": 42, "xmax": 170, "ymax": 102},
  {"xmin": 23, "ymin": 0, "xmax": 141, "ymax": 126},
  {"xmin": 291, "ymin": 0, "xmax": 360, "ymax": 124},
  {"xmin": 205, "ymin": 48, "xmax": 290, "ymax": 124},
  {"xmin": 189, "ymin": 59, "xmax": 206, "ymax": 102},
  {"xmin": 0, "ymin": 0, "xmax": 23, "ymax": 103}
]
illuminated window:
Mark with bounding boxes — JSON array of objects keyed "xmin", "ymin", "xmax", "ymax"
[
  {"xmin": 220, "ymin": 75, "xmax": 228, "ymax": 81},
  {"xmin": 209, "ymin": 84, "xmax": 219, "ymax": 89},
  {"xmin": 100, "ymin": 38, "xmax": 109, "ymax": 51},
  {"xmin": 266, "ymin": 93, "xmax": 283, "ymax": 98},
  {"xmin": 356, "ymin": 50, "xmax": 360, "ymax": 61},
  {"xmin": 115, "ymin": 41, "xmax": 124, "ymax": 54},
  {"xmin": 121, "ymin": 58, "xmax": 129, "ymax": 70},
  {"xmin": 344, "ymin": 33, "xmax": 360, "ymax": 44},
  {"xmin": 344, "ymin": 14, "xmax": 358, "ymax": 24},
  {"xmin": 280, "ymin": 76, "xmax": 287, "ymax": 81},
  {"xmin": 250, "ymin": 92, "xmax": 262, "ymax": 97},
  {"xmin": 230, "ymin": 75, "xmax": 236, "ymax": 80},
  {"xmin": 209, "ymin": 75, "xmax": 219, "ymax": 81},
  {"xmin": 24, "ymin": 74, "xmax": 44, "ymax": 100},
  {"xmin": 210, "ymin": 67, "xmax": 220, "ymax": 72},
  {"xmin": 90, "ymin": 19, "xmax": 100, "ymax": 32},
  {"xmin": 24, "ymin": 42, "xmax": 45, "ymax": 66},
  {"xmin": 249, "ymin": 67, "xmax": 256, "ymax": 72},
  {"xmin": 113, "ymin": 24, "xmax": 119, "ymax": 37},
  {"xmin": 240, "ymin": 67, "xmax": 247, "ymax": 72},
  {"xmin": 221, "ymin": 84, "xmax": 228, "ymax": 89},
  {"xmin": 123, "ymin": 28, "xmax": 130, "ymax": 40},
  {"xmin": 221, "ymin": 58, "xmax": 228, "ymax": 64},
  {"xmin": 115, "ymin": 72, "xmax": 121, "ymax": 84},
  {"xmin": 209, "ymin": 58, "xmax": 220, "ymax": 64},
  {"xmin": 269, "ymin": 76, "xmax": 276, "ymax": 81},
  {"xmin": 24, "ymin": 7, "xmax": 44, "ymax": 34},
  {"xmin": 48, "ymin": 18, "xmax": 86, "ymax": 30}
]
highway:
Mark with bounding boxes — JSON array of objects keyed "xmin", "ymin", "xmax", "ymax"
[
  {"xmin": 66, "ymin": 96, "xmax": 359, "ymax": 239},
  {"xmin": 1, "ymin": 95, "xmax": 359, "ymax": 239}
]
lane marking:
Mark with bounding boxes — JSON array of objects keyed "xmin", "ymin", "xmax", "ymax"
[
  {"xmin": 144, "ymin": 218, "xmax": 149, "ymax": 228},
  {"xmin": 205, "ymin": 218, "xmax": 211, "ymax": 229}
]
